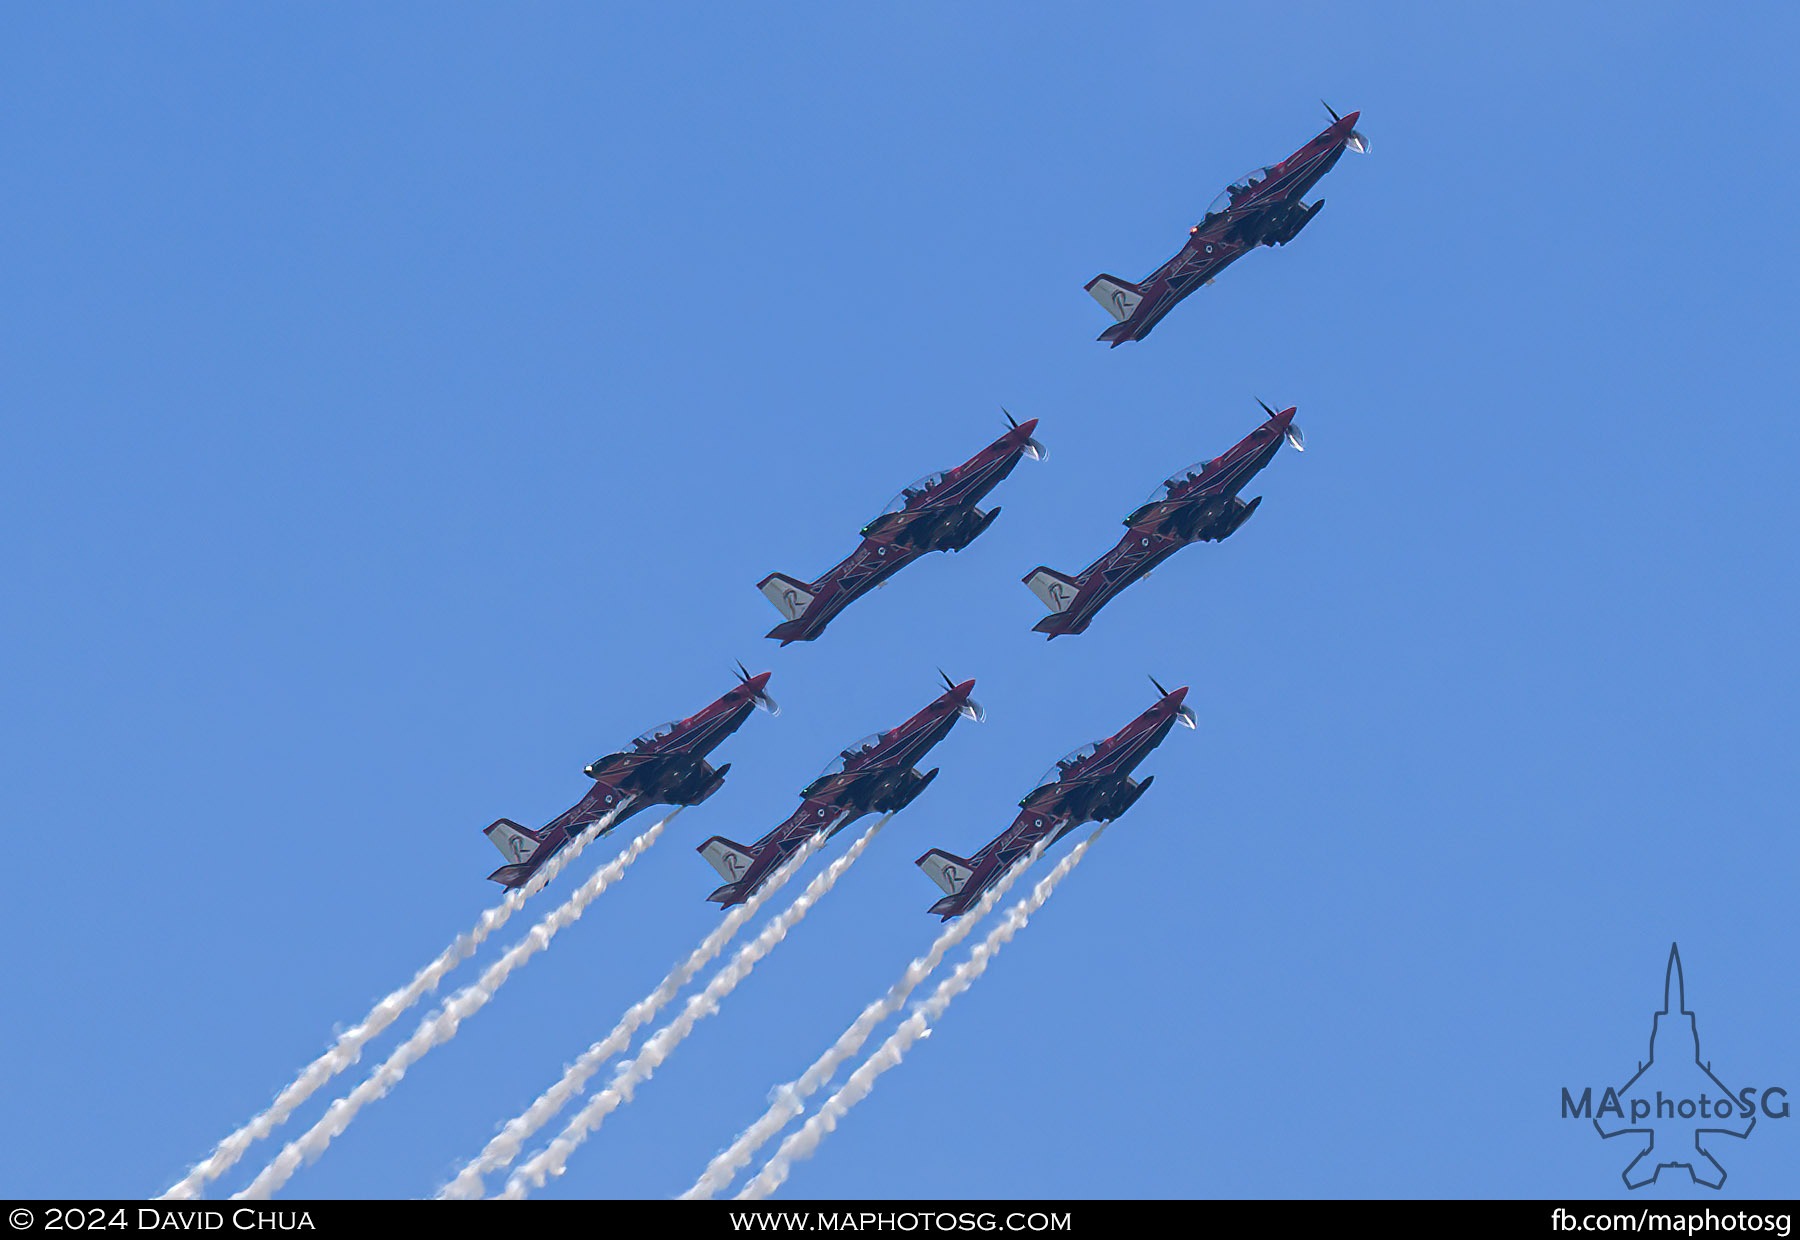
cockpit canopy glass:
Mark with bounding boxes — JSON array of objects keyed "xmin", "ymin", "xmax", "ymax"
[
  {"xmin": 1035, "ymin": 741, "xmax": 1100, "ymax": 791},
  {"xmin": 631, "ymin": 720, "xmax": 680, "ymax": 750},
  {"xmin": 874, "ymin": 470, "xmax": 947, "ymax": 521},
  {"xmin": 1205, "ymin": 165, "xmax": 1277, "ymax": 217},
  {"xmin": 817, "ymin": 732, "xmax": 884, "ymax": 779},
  {"xmin": 1142, "ymin": 459, "xmax": 1212, "ymax": 507}
]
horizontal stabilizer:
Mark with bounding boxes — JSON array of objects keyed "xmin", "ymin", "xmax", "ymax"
[
  {"xmin": 484, "ymin": 817, "xmax": 545, "ymax": 865},
  {"xmin": 1022, "ymin": 565, "xmax": 1080, "ymax": 613},
  {"xmin": 698, "ymin": 835, "xmax": 759, "ymax": 884},
  {"xmin": 757, "ymin": 572, "xmax": 816, "ymax": 621},
  {"xmin": 916, "ymin": 848, "xmax": 977, "ymax": 896},
  {"xmin": 1085, "ymin": 274, "xmax": 1144, "ymax": 324},
  {"xmin": 928, "ymin": 891, "xmax": 971, "ymax": 920}
]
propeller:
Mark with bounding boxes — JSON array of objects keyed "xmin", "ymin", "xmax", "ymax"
[
  {"xmin": 735, "ymin": 660, "xmax": 780, "ymax": 717},
  {"xmin": 1150, "ymin": 675, "xmax": 1197, "ymax": 729},
  {"xmin": 1005, "ymin": 408, "xmax": 1049, "ymax": 462},
  {"xmin": 939, "ymin": 668, "xmax": 986, "ymax": 723},
  {"xmin": 1322, "ymin": 101, "xmax": 1368, "ymax": 153},
  {"xmin": 1257, "ymin": 398, "xmax": 1305, "ymax": 452}
]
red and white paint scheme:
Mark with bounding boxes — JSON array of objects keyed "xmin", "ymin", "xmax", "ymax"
[
  {"xmin": 916, "ymin": 679, "xmax": 1195, "ymax": 919},
  {"xmin": 1086, "ymin": 106, "xmax": 1368, "ymax": 346},
  {"xmin": 698, "ymin": 674, "xmax": 984, "ymax": 907},
  {"xmin": 1023, "ymin": 401, "xmax": 1304, "ymax": 639},
  {"xmin": 757, "ymin": 415, "xmax": 1047, "ymax": 645},
  {"xmin": 482, "ymin": 666, "xmax": 779, "ymax": 889}
]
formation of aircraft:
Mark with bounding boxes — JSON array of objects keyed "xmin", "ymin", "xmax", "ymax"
[
  {"xmin": 482, "ymin": 665, "xmax": 779, "ymax": 889},
  {"xmin": 472, "ymin": 105, "xmax": 1366, "ymax": 912},
  {"xmin": 1023, "ymin": 400, "xmax": 1305, "ymax": 638},
  {"xmin": 696, "ymin": 673, "xmax": 985, "ymax": 906},
  {"xmin": 1086, "ymin": 105, "xmax": 1367, "ymax": 346},
  {"xmin": 915, "ymin": 678, "xmax": 1195, "ymax": 917},
  {"xmin": 757, "ymin": 414, "xmax": 1048, "ymax": 645}
]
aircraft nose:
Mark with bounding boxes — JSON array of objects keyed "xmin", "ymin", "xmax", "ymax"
[
  {"xmin": 749, "ymin": 671, "xmax": 772, "ymax": 690},
  {"xmin": 1014, "ymin": 417, "xmax": 1040, "ymax": 438},
  {"xmin": 1342, "ymin": 110, "xmax": 1361, "ymax": 127},
  {"xmin": 1165, "ymin": 685, "xmax": 1190, "ymax": 705},
  {"xmin": 953, "ymin": 678, "xmax": 977, "ymax": 698}
]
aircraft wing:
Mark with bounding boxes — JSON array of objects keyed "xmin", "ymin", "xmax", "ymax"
[{"xmin": 543, "ymin": 780, "xmax": 631, "ymax": 836}]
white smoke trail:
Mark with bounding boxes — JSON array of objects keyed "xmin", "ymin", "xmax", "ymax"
[
  {"xmin": 160, "ymin": 798, "xmax": 638, "ymax": 1200},
  {"xmin": 683, "ymin": 835, "xmax": 1053, "ymax": 1199},
  {"xmin": 499, "ymin": 815, "xmax": 892, "ymax": 1199},
  {"xmin": 737, "ymin": 826, "xmax": 1103, "ymax": 1200},
  {"xmin": 232, "ymin": 809, "xmax": 674, "ymax": 1200},
  {"xmin": 434, "ymin": 818, "xmax": 844, "ymax": 1200}
]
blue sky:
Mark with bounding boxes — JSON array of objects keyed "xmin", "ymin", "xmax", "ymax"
[{"xmin": 3, "ymin": 3, "xmax": 1796, "ymax": 1200}]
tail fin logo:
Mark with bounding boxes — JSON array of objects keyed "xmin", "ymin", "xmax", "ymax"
[
  {"xmin": 483, "ymin": 819, "xmax": 543, "ymax": 865},
  {"xmin": 1023, "ymin": 567, "xmax": 1079, "ymax": 613},
  {"xmin": 917, "ymin": 849, "xmax": 974, "ymax": 896},
  {"xmin": 699, "ymin": 837, "xmax": 758, "ymax": 883},
  {"xmin": 1085, "ymin": 276, "xmax": 1144, "ymax": 324},
  {"xmin": 757, "ymin": 573, "xmax": 816, "ymax": 622}
]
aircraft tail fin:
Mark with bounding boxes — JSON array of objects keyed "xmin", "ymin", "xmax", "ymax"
[
  {"xmin": 916, "ymin": 848, "xmax": 977, "ymax": 897},
  {"xmin": 484, "ymin": 817, "xmax": 546, "ymax": 865},
  {"xmin": 1022, "ymin": 565, "xmax": 1080, "ymax": 613},
  {"xmin": 757, "ymin": 572, "xmax": 815, "ymax": 622},
  {"xmin": 1085, "ymin": 274, "xmax": 1144, "ymax": 324},
  {"xmin": 697, "ymin": 835, "xmax": 760, "ymax": 884}
]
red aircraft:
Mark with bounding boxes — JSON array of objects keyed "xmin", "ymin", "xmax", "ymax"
[
  {"xmin": 757, "ymin": 415, "xmax": 1047, "ymax": 645},
  {"xmin": 1023, "ymin": 401, "xmax": 1304, "ymax": 638},
  {"xmin": 698, "ymin": 673, "xmax": 984, "ymax": 906},
  {"xmin": 1086, "ymin": 106, "xmax": 1368, "ymax": 346},
  {"xmin": 482, "ymin": 665, "xmax": 778, "ymax": 889},
  {"xmin": 916, "ymin": 678, "xmax": 1195, "ymax": 919}
]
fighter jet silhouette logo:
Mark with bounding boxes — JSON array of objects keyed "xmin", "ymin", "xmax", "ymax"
[{"xmin": 1594, "ymin": 943, "xmax": 1755, "ymax": 1189}]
